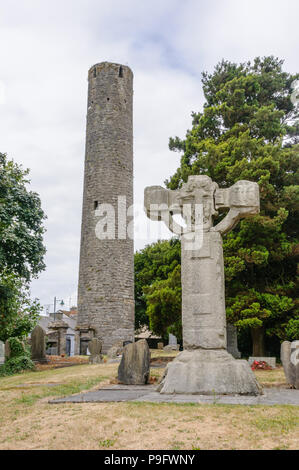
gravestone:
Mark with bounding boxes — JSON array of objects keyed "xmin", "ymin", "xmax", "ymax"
[
  {"xmin": 169, "ymin": 333, "xmax": 177, "ymax": 346},
  {"xmin": 107, "ymin": 340, "xmax": 124, "ymax": 359},
  {"xmin": 281, "ymin": 341, "xmax": 292, "ymax": 384},
  {"xmin": 47, "ymin": 320, "xmax": 69, "ymax": 355},
  {"xmin": 118, "ymin": 339, "xmax": 150, "ymax": 385},
  {"xmin": 290, "ymin": 341, "xmax": 299, "ymax": 389},
  {"xmin": 145, "ymin": 175, "xmax": 261, "ymax": 395},
  {"xmin": 157, "ymin": 342, "xmax": 164, "ymax": 350},
  {"xmin": 31, "ymin": 325, "xmax": 46, "ymax": 362},
  {"xmin": 280, "ymin": 340, "xmax": 299, "ymax": 388},
  {"xmin": 164, "ymin": 334, "xmax": 180, "ymax": 351},
  {"xmin": 5, "ymin": 340, "xmax": 11, "ymax": 360},
  {"xmin": 0, "ymin": 341, "xmax": 4, "ymax": 364},
  {"xmin": 227, "ymin": 324, "xmax": 241, "ymax": 359},
  {"xmin": 88, "ymin": 338, "xmax": 103, "ymax": 364}
]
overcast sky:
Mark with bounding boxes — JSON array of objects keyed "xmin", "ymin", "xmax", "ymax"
[{"xmin": 0, "ymin": 0, "xmax": 298, "ymax": 311}]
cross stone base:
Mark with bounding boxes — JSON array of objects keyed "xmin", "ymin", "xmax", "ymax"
[{"xmin": 157, "ymin": 349, "xmax": 262, "ymax": 395}]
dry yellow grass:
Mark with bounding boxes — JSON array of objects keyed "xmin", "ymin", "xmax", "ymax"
[{"xmin": 0, "ymin": 357, "xmax": 298, "ymax": 450}]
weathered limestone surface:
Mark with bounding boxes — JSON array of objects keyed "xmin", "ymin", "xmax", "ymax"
[
  {"xmin": 145, "ymin": 175, "xmax": 261, "ymax": 395},
  {"xmin": 227, "ymin": 324, "xmax": 241, "ymax": 359},
  {"xmin": 281, "ymin": 341, "xmax": 292, "ymax": 384},
  {"xmin": 181, "ymin": 231, "xmax": 226, "ymax": 349},
  {"xmin": 118, "ymin": 339, "xmax": 150, "ymax": 385},
  {"xmin": 281, "ymin": 341, "xmax": 299, "ymax": 388},
  {"xmin": 157, "ymin": 350, "xmax": 261, "ymax": 395},
  {"xmin": 290, "ymin": 341, "xmax": 299, "ymax": 389},
  {"xmin": 31, "ymin": 325, "xmax": 46, "ymax": 362},
  {"xmin": 88, "ymin": 338, "xmax": 103, "ymax": 364},
  {"xmin": 77, "ymin": 62, "xmax": 135, "ymax": 353}
]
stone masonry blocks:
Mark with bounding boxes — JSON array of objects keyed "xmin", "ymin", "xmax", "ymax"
[{"xmin": 77, "ymin": 62, "xmax": 135, "ymax": 353}]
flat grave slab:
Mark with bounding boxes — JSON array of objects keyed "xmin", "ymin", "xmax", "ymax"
[{"xmin": 49, "ymin": 384, "xmax": 299, "ymax": 405}]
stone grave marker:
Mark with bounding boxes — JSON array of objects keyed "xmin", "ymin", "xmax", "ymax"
[
  {"xmin": 118, "ymin": 339, "xmax": 150, "ymax": 385},
  {"xmin": 88, "ymin": 338, "xmax": 103, "ymax": 364},
  {"xmin": 31, "ymin": 325, "xmax": 46, "ymax": 362},
  {"xmin": 0, "ymin": 341, "xmax": 4, "ymax": 364}
]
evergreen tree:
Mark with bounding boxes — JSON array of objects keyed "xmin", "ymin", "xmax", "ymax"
[
  {"xmin": 165, "ymin": 56, "xmax": 299, "ymax": 355},
  {"xmin": 134, "ymin": 238, "xmax": 180, "ymax": 337}
]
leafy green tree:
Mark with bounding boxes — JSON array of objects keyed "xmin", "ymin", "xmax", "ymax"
[
  {"xmin": 0, "ymin": 153, "xmax": 46, "ymax": 342},
  {"xmin": 0, "ymin": 272, "xmax": 41, "ymax": 343},
  {"xmin": 0, "ymin": 335, "xmax": 35, "ymax": 377},
  {"xmin": 165, "ymin": 56, "xmax": 299, "ymax": 355},
  {"xmin": 144, "ymin": 264, "xmax": 182, "ymax": 342},
  {"xmin": 285, "ymin": 317, "xmax": 299, "ymax": 340},
  {"xmin": 134, "ymin": 238, "xmax": 181, "ymax": 335},
  {"xmin": 0, "ymin": 153, "xmax": 46, "ymax": 281}
]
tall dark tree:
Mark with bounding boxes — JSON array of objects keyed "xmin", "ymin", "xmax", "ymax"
[{"xmin": 165, "ymin": 56, "xmax": 299, "ymax": 355}]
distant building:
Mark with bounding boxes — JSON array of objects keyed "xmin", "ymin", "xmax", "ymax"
[{"xmin": 38, "ymin": 309, "xmax": 77, "ymax": 356}]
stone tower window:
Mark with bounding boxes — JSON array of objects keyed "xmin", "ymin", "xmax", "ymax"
[
  {"xmin": 119, "ymin": 66, "xmax": 123, "ymax": 78},
  {"xmin": 93, "ymin": 68, "xmax": 97, "ymax": 78},
  {"xmin": 94, "ymin": 201, "xmax": 98, "ymax": 210}
]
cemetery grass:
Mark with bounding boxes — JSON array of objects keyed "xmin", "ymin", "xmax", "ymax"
[{"xmin": 0, "ymin": 360, "xmax": 298, "ymax": 450}]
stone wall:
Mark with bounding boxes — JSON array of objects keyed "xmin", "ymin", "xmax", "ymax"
[{"xmin": 77, "ymin": 62, "xmax": 135, "ymax": 353}]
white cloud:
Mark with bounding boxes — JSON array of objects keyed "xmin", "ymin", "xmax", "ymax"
[{"xmin": 0, "ymin": 0, "xmax": 297, "ymax": 308}]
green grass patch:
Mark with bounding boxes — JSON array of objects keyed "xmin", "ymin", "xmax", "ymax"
[
  {"xmin": 11, "ymin": 375, "xmax": 110, "ymax": 406},
  {"xmin": 99, "ymin": 439, "xmax": 116, "ymax": 448},
  {"xmin": 252, "ymin": 409, "xmax": 299, "ymax": 433}
]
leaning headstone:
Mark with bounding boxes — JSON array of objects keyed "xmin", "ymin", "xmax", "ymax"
[
  {"xmin": 5, "ymin": 340, "xmax": 11, "ymax": 360},
  {"xmin": 88, "ymin": 338, "xmax": 103, "ymax": 364},
  {"xmin": 107, "ymin": 341, "xmax": 124, "ymax": 359},
  {"xmin": 290, "ymin": 341, "xmax": 299, "ymax": 389},
  {"xmin": 118, "ymin": 339, "xmax": 150, "ymax": 385},
  {"xmin": 0, "ymin": 341, "xmax": 4, "ymax": 364},
  {"xmin": 227, "ymin": 324, "xmax": 241, "ymax": 359},
  {"xmin": 281, "ymin": 341, "xmax": 292, "ymax": 384},
  {"xmin": 31, "ymin": 325, "xmax": 46, "ymax": 362}
]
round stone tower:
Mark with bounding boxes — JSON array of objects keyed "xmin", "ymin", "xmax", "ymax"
[{"xmin": 76, "ymin": 62, "xmax": 134, "ymax": 354}]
